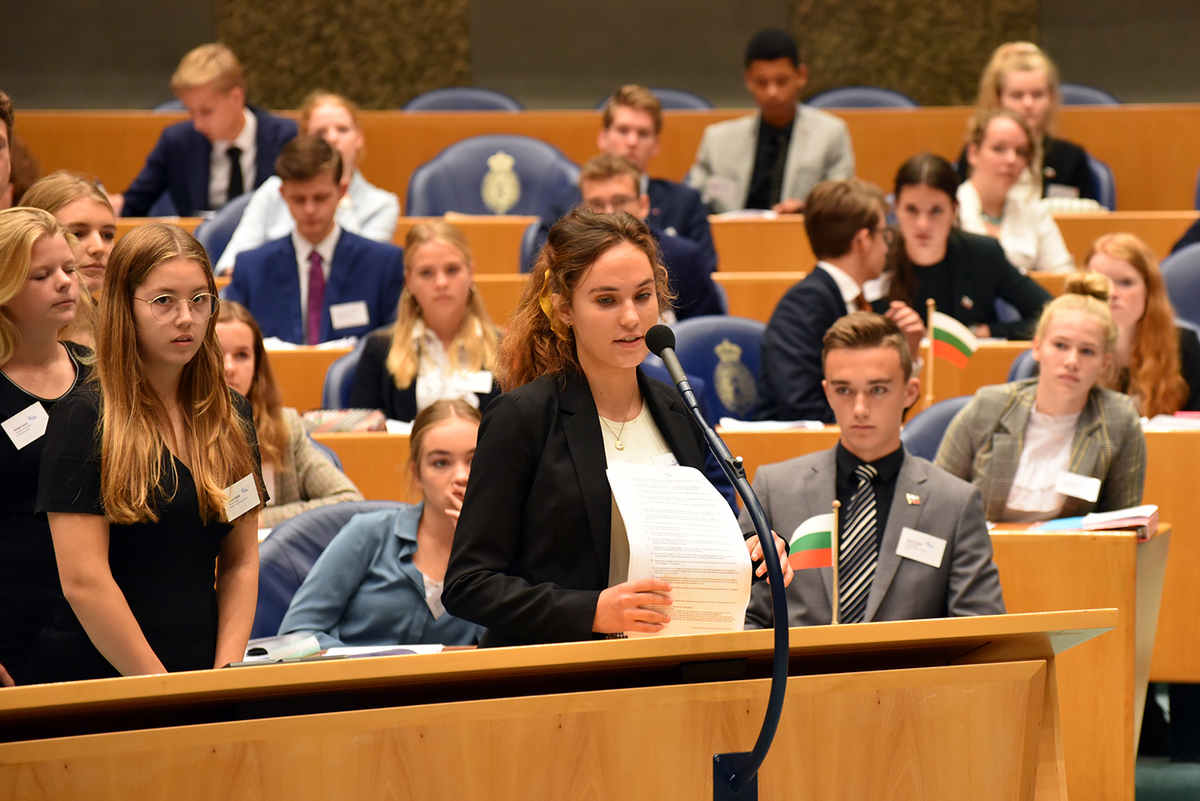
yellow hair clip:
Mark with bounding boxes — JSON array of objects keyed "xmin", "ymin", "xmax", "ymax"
[{"xmin": 538, "ymin": 267, "xmax": 570, "ymax": 341}]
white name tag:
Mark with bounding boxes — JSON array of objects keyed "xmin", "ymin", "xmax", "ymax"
[
  {"xmin": 329, "ymin": 300, "xmax": 370, "ymax": 330},
  {"xmin": 650, "ymin": 452, "xmax": 679, "ymax": 467},
  {"xmin": 896, "ymin": 526, "xmax": 946, "ymax": 569},
  {"xmin": 466, "ymin": 370, "xmax": 494, "ymax": 394},
  {"xmin": 224, "ymin": 473, "xmax": 261, "ymax": 521},
  {"xmin": 1055, "ymin": 471, "xmax": 1101, "ymax": 503},
  {"xmin": 3, "ymin": 401, "xmax": 49, "ymax": 450}
]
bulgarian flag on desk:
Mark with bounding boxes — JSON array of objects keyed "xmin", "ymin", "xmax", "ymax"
[
  {"xmin": 789, "ymin": 513, "xmax": 835, "ymax": 570},
  {"xmin": 931, "ymin": 311, "xmax": 979, "ymax": 369}
]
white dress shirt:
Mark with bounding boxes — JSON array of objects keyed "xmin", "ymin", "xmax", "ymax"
[
  {"xmin": 816, "ymin": 260, "xmax": 865, "ymax": 314},
  {"xmin": 208, "ymin": 109, "xmax": 257, "ymax": 210}
]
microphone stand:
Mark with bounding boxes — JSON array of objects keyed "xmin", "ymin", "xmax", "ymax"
[{"xmin": 654, "ymin": 343, "xmax": 788, "ymax": 799}]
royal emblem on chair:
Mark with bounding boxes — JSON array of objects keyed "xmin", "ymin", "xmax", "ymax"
[
  {"xmin": 481, "ymin": 151, "xmax": 520, "ymax": 214},
  {"xmin": 713, "ymin": 338, "xmax": 757, "ymax": 417}
]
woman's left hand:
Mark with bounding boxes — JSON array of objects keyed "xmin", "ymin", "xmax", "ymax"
[
  {"xmin": 747, "ymin": 531, "xmax": 793, "ymax": 587},
  {"xmin": 444, "ymin": 480, "xmax": 467, "ymax": 524}
]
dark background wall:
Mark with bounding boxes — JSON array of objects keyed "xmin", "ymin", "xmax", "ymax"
[{"xmin": 2, "ymin": 0, "xmax": 1197, "ymax": 109}]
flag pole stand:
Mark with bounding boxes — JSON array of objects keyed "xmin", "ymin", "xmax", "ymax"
[
  {"xmin": 830, "ymin": 499, "xmax": 841, "ymax": 625},
  {"xmin": 924, "ymin": 298, "xmax": 936, "ymax": 413}
]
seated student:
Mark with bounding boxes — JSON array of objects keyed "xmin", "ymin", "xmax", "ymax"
[
  {"xmin": 225, "ymin": 135, "xmax": 404, "ymax": 344},
  {"xmin": 744, "ymin": 313, "xmax": 1004, "ymax": 627},
  {"xmin": 936, "ymin": 273, "xmax": 1146, "ymax": 522},
  {"xmin": 278, "ymin": 400, "xmax": 484, "ymax": 649},
  {"xmin": 216, "ymin": 302, "xmax": 363, "ymax": 527},
  {"xmin": 0, "ymin": 91, "xmax": 12, "ymax": 209},
  {"xmin": 1085, "ymin": 233, "xmax": 1200, "ymax": 414},
  {"xmin": 957, "ymin": 42, "xmax": 1098, "ymax": 202},
  {"xmin": 215, "ymin": 91, "xmax": 399, "ymax": 274},
  {"xmin": 348, "ymin": 222, "xmax": 500, "ymax": 421},
  {"xmin": 22, "ymin": 171, "xmax": 118, "ymax": 297},
  {"xmin": 576, "ymin": 154, "xmax": 723, "ymax": 321},
  {"xmin": 957, "ymin": 108, "xmax": 1074, "ymax": 274},
  {"xmin": 688, "ymin": 29, "xmax": 854, "ymax": 214},
  {"xmin": 0, "ymin": 208, "xmax": 92, "ymax": 686},
  {"xmin": 114, "ymin": 44, "xmax": 298, "ymax": 218},
  {"xmin": 755, "ymin": 178, "xmax": 924, "ymax": 422},
  {"xmin": 532, "ymin": 84, "xmax": 713, "ymax": 264},
  {"xmin": 883, "ymin": 153, "xmax": 1053, "ymax": 340}
]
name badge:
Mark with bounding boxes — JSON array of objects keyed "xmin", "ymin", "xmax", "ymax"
[
  {"xmin": 896, "ymin": 526, "xmax": 946, "ymax": 569},
  {"xmin": 329, "ymin": 300, "xmax": 370, "ymax": 330},
  {"xmin": 3, "ymin": 401, "xmax": 49, "ymax": 451},
  {"xmin": 466, "ymin": 370, "xmax": 494, "ymax": 394},
  {"xmin": 1055, "ymin": 471, "xmax": 1101, "ymax": 503},
  {"xmin": 224, "ymin": 473, "xmax": 261, "ymax": 522}
]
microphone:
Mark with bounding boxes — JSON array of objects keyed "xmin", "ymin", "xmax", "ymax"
[{"xmin": 644, "ymin": 323, "xmax": 788, "ymax": 795}]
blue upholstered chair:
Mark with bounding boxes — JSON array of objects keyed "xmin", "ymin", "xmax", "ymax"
[
  {"xmin": 402, "ymin": 87, "xmax": 523, "ymax": 111},
  {"xmin": 195, "ymin": 191, "xmax": 254, "ymax": 267},
  {"xmin": 806, "ymin": 86, "xmax": 918, "ymax": 109},
  {"xmin": 405, "ymin": 135, "xmax": 580, "ymax": 217},
  {"xmin": 152, "ymin": 98, "xmax": 185, "ymax": 112},
  {"xmin": 321, "ymin": 333, "xmax": 378, "ymax": 409},
  {"xmin": 1007, "ymin": 349, "xmax": 1037, "ymax": 382},
  {"xmin": 252, "ymin": 501, "xmax": 407, "ymax": 638},
  {"xmin": 1162, "ymin": 243, "xmax": 1200, "ymax": 331},
  {"xmin": 520, "ymin": 219, "xmax": 542, "ymax": 272},
  {"xmin": 595, "ymin": 88, "xmax": 714, "ymax": 110},
  {"xmin": 307, "ymin": 437, "xmax": 343, "ymax": 471},
  {"xmin": 669, "ymin": 315, "xmax": 766, "ymax": 421},
  {"xmin": 900, "ymin": 396, "xmax": 972, "ymax": 462},
  {"xmin": 1059, "ymin": 84, "xmax": 1120, "ymax": 106},
  {"xmin": 1087, "ymin": 154, "xmax": 1117, "ymax": 210}
]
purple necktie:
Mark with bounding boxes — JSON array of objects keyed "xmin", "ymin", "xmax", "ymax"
[{"xmin": 307, "ymin": 250, "xmax": 325, "ymax": 345}]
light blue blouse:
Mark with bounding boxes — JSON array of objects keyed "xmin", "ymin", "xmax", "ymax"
[
  {"xmin": 278, "ymin": 503, "xmax": 483, "ymax": 649},
  {"xmin": 216, "ymin": 170, "xmax": 400, "ymax": 273}
]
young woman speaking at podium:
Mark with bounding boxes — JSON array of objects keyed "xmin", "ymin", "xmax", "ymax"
[{"xmin": 443, "ymin": 209, "xmax": 790, "ymax": 647}]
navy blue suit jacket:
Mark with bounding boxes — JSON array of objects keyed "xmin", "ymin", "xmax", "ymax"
[
  {"xmin": 754, "ymin": 267, "xmax": 846, "ymax": 423},
  {"xmin": 530, "ymin": 176, "xmax": 715, "ymax": 268},
  {"xmin": 122, "ymin": 106, "xmax": 298, "ymax": 217},
  {"xmin": 225, "ymin": 230, "xmax": 404, "ymax": 344},
  {"xmin": 654, "ymin": 226, "xmax": 723, "ymax": 320}
]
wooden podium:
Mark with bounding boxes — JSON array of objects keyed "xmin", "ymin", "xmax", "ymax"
[{"xmin": 1, "ymin": 611, "xmax": 1111, "ymax": 800}]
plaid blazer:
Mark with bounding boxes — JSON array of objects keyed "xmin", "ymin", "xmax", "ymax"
[
  {"xmin": 934, "ymin": 379, "xmax": 1146, "ymax": 521},
  {"xmin": 260, "ymin": 408, "xmax": 364, "ymax": 528}
]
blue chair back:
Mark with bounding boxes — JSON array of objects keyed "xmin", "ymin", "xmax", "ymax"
[
  {"xmin": 403, "ymin": 87, "xmax": 522, "ymax": 111},
  {"xmin": 406, "ymin": 135, "xmax": 580, "ymax": 217},
  {"xmin": 1162, "ymin": 242, "xmax": 1200, "ymax": 331},
  {"xmin": 596, "ymin": 88, "xmax": 713, "ymax": 110},
  {"xmin": 806, "ymin": 86, "xmax": 918, "ymax": 109},
  {"xmin": 1087, "ymin": 154, "xmax": 1117, "ymax": 210},
  {"xmin": 152, "ymin": 98, "xmax": 185, "ymax": 112},
  {"xmin": 900, "ymin": 396, "xmax": 972, "ymax": 461},
  {"xmin": 640, "ymin": 356, "xmax": 720, "ymax": 428},
  {"xmin": 307, "ymin": 436, "xmax": 343, "ymax": 470},
  {"xmin": 253, "ymin": 501, "xmax": 407, "ymax": 638},
  {"xmin": 146, "ymin": 192, "xmax": 178, "ymax": 217},
  {"xmin": 670, "ymin": 315, "xmax": 766, "ymax": 420},
  {"xmin": 321, "ymin": 333, "xmax": 377, "ymax": 409},
  {"xmin": 1059, "ymin": 84, "xmax": 1120, "ymax": 105},
  {"xmin": 1193, "ymin": 167, "xmax": 1200, "ymax": 211},
  {"xmin": 520, "ymin": 219, "xmax": 541, "ymax": 273},
  {"xmin": 195, "ymin": 191, "xmax": 254, "ymax": 266},
  {"xmin": 1007, "ymin": 349, "xmax": 1037, "ymax": 381}
]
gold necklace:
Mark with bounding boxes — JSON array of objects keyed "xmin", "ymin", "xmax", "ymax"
[{"xmin": 599, "ymin": 391, "xmax": 639, "ymax": 451}]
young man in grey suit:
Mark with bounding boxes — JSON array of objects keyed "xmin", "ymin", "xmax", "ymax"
[
  {"xmin": 742, "ymin": 313, "xmax": 1005, "ymax": 627},
  {"xmin": 687, "ymin": 29, "xmax": 855, "ymax": 214}
]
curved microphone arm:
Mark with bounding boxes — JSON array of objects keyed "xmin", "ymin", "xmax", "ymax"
[{"xmin": 646, "ymin": 325, "xmax": 788, "ymax": 795}]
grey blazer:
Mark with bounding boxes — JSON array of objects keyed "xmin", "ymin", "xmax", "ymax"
[
  {"xmin": 935, "ymin": 380, "xmax": 1146, "ymax": 521},
  {"xmin": 686, "ymin": 104, "xmax": 855, "ymax": 214},
  {"xmin": 741, "ymin": 448, "xmax": 1005, "ymax": 628}
]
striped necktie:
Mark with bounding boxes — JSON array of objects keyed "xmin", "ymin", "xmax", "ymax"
[{"xmin": 839, "ymin": 463, "xmax": 879, "ymax": 624}]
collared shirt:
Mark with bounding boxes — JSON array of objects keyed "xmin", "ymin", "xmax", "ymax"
[
  {"xmin": 412, "ymin": 319, "xmax": 492, "ymax": 415},
  {"xmin": 208, "ymin": 108, "xmax": 257, "ymax": 210},
  {"xmin": 291, "ymin": 225, "xmax": 341, "ymax": 342},
  {"xmin": 745, "ymin": 116, "xmax": 795, "ymax": 210},
  {"xmin": 835, "ymin": 442, "xmax": 905, "ymax": 546},
  {"xmin": 816, "ymin": 261, "xmax": 866, "ymax": 315}
]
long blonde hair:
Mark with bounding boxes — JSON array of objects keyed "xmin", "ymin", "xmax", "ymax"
[
  {"xmin": 97, "ymin": 223, "xmax": 257, "ymax": 524},
  {"xmin": 976, "ymin": 42, "xmax": 1061, "ymax": 132},
  {"xmin": 217, "ymin": 301, "xmax": 289, "ymax": 467},
  {"xmin": 385, "ymin": 222, "xmax": 499, "ymax": 389},
  {"xmin": 22, "ymin": 170, "xmax": 115, "ymax": 218},
  {"xmin": 1086, "ymin": 233, "xmax": 1188, "ymax": 415}
]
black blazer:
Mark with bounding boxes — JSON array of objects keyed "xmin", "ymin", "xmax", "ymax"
[
  {"xmin": 442, "ymin": 368, "xmax": 708, "ymax": 647},
  {"xmin": 347, "ymin": 330, "xmax": 501, "ymax": 421}
]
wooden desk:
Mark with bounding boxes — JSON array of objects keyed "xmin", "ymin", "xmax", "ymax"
[
  {"xmin": 267, "ymin": 347, "xmax": 351, "ymax": 413},
  {"xmin": 1055, "ymin": 211, "xmax": 1199, "ymax": 263},
  {"xmin": 312, "ymin": 432, "xmax": 411, "ymax": 502},
  {"xmin": 0, "ymin": 611, "xmax": 1112, "ymax": 800},
  {"xmin": 474, "ymin": 272, "xmax": 529, "ymax": 327},
  {"xmin": 115, "ymin": 218, "xmax": 203, "ymax": 240},
  {"xmin": 712, "ymin": 271, "xmax": 806, "ymax": 322},
  {"xmin": 710, "ymin": 215, "xmax": 813, "ymax": 272},
  {"xmin": 395, "ymin": 215, "xmax": 536, "ymax": 275},
  {"xmin": 921, "ymin": 341, "xmax": 1026, "ymax": 405}
]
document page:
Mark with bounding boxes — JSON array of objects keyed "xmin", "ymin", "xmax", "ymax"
[{"xmin": 606, "ymin": 462, "xmax": 751, "ymax": 637}]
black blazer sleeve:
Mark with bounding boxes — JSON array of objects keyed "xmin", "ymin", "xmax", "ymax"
[
  {"xmin": 1179, "ymin": 327, "xmax": 1200, "ymax": 412},
  {"xmin": 987, "ymin": 256, "xmax": 1054, "ymax": 340}
]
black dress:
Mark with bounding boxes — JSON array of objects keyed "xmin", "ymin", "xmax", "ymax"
[
  {"xmin": 25, "ymin": 388, "xmax": 258, "ymax": 682},
  {"xmin": 0, "ymin": 342, "xmax": 91, "ymax": 685}
]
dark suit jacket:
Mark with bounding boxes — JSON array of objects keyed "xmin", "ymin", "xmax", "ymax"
[
  {"xmin": 122, "ymin": 106, "xmax": 298, "ymax": 217},
  {"xmin": 225, "ymin": 230, "xmax": 404, "ymax": 344},
  {"xmin": 347, "ymin": 329, "xmax": 502, "ymax": 421},
  {"xmin": 655, "ymin": 226, "xmax": 723, "ymax": 320},
  {"xmin": 530, "ymin": 176, "xmax": 715, "ymax": 267},
  {"xmin": 741, "ymin": 448, "xmax": 1005, "ymax": 628},
  {"xmin": 442, "ymin": 368, "xmax": 710, "ymax": 647},
  {"xmin": 754, "ymin": 267, "xmax": 845, "ymax": 423}
]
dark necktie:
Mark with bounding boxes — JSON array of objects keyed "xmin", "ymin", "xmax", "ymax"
[
  {"xmin": 227, "ymin": 146, "xmax": 244, "ymax": 201},
  {"xmin": 766, "ymin": 129, "xmax": 789, "ymax": 207},
  {"xmin": 839, "ymin": 463, "xmax": 879, "ymax": 624},
  {"xmin": 307, "ymin": 251, "xmax": 325, "ymax": 345}
]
